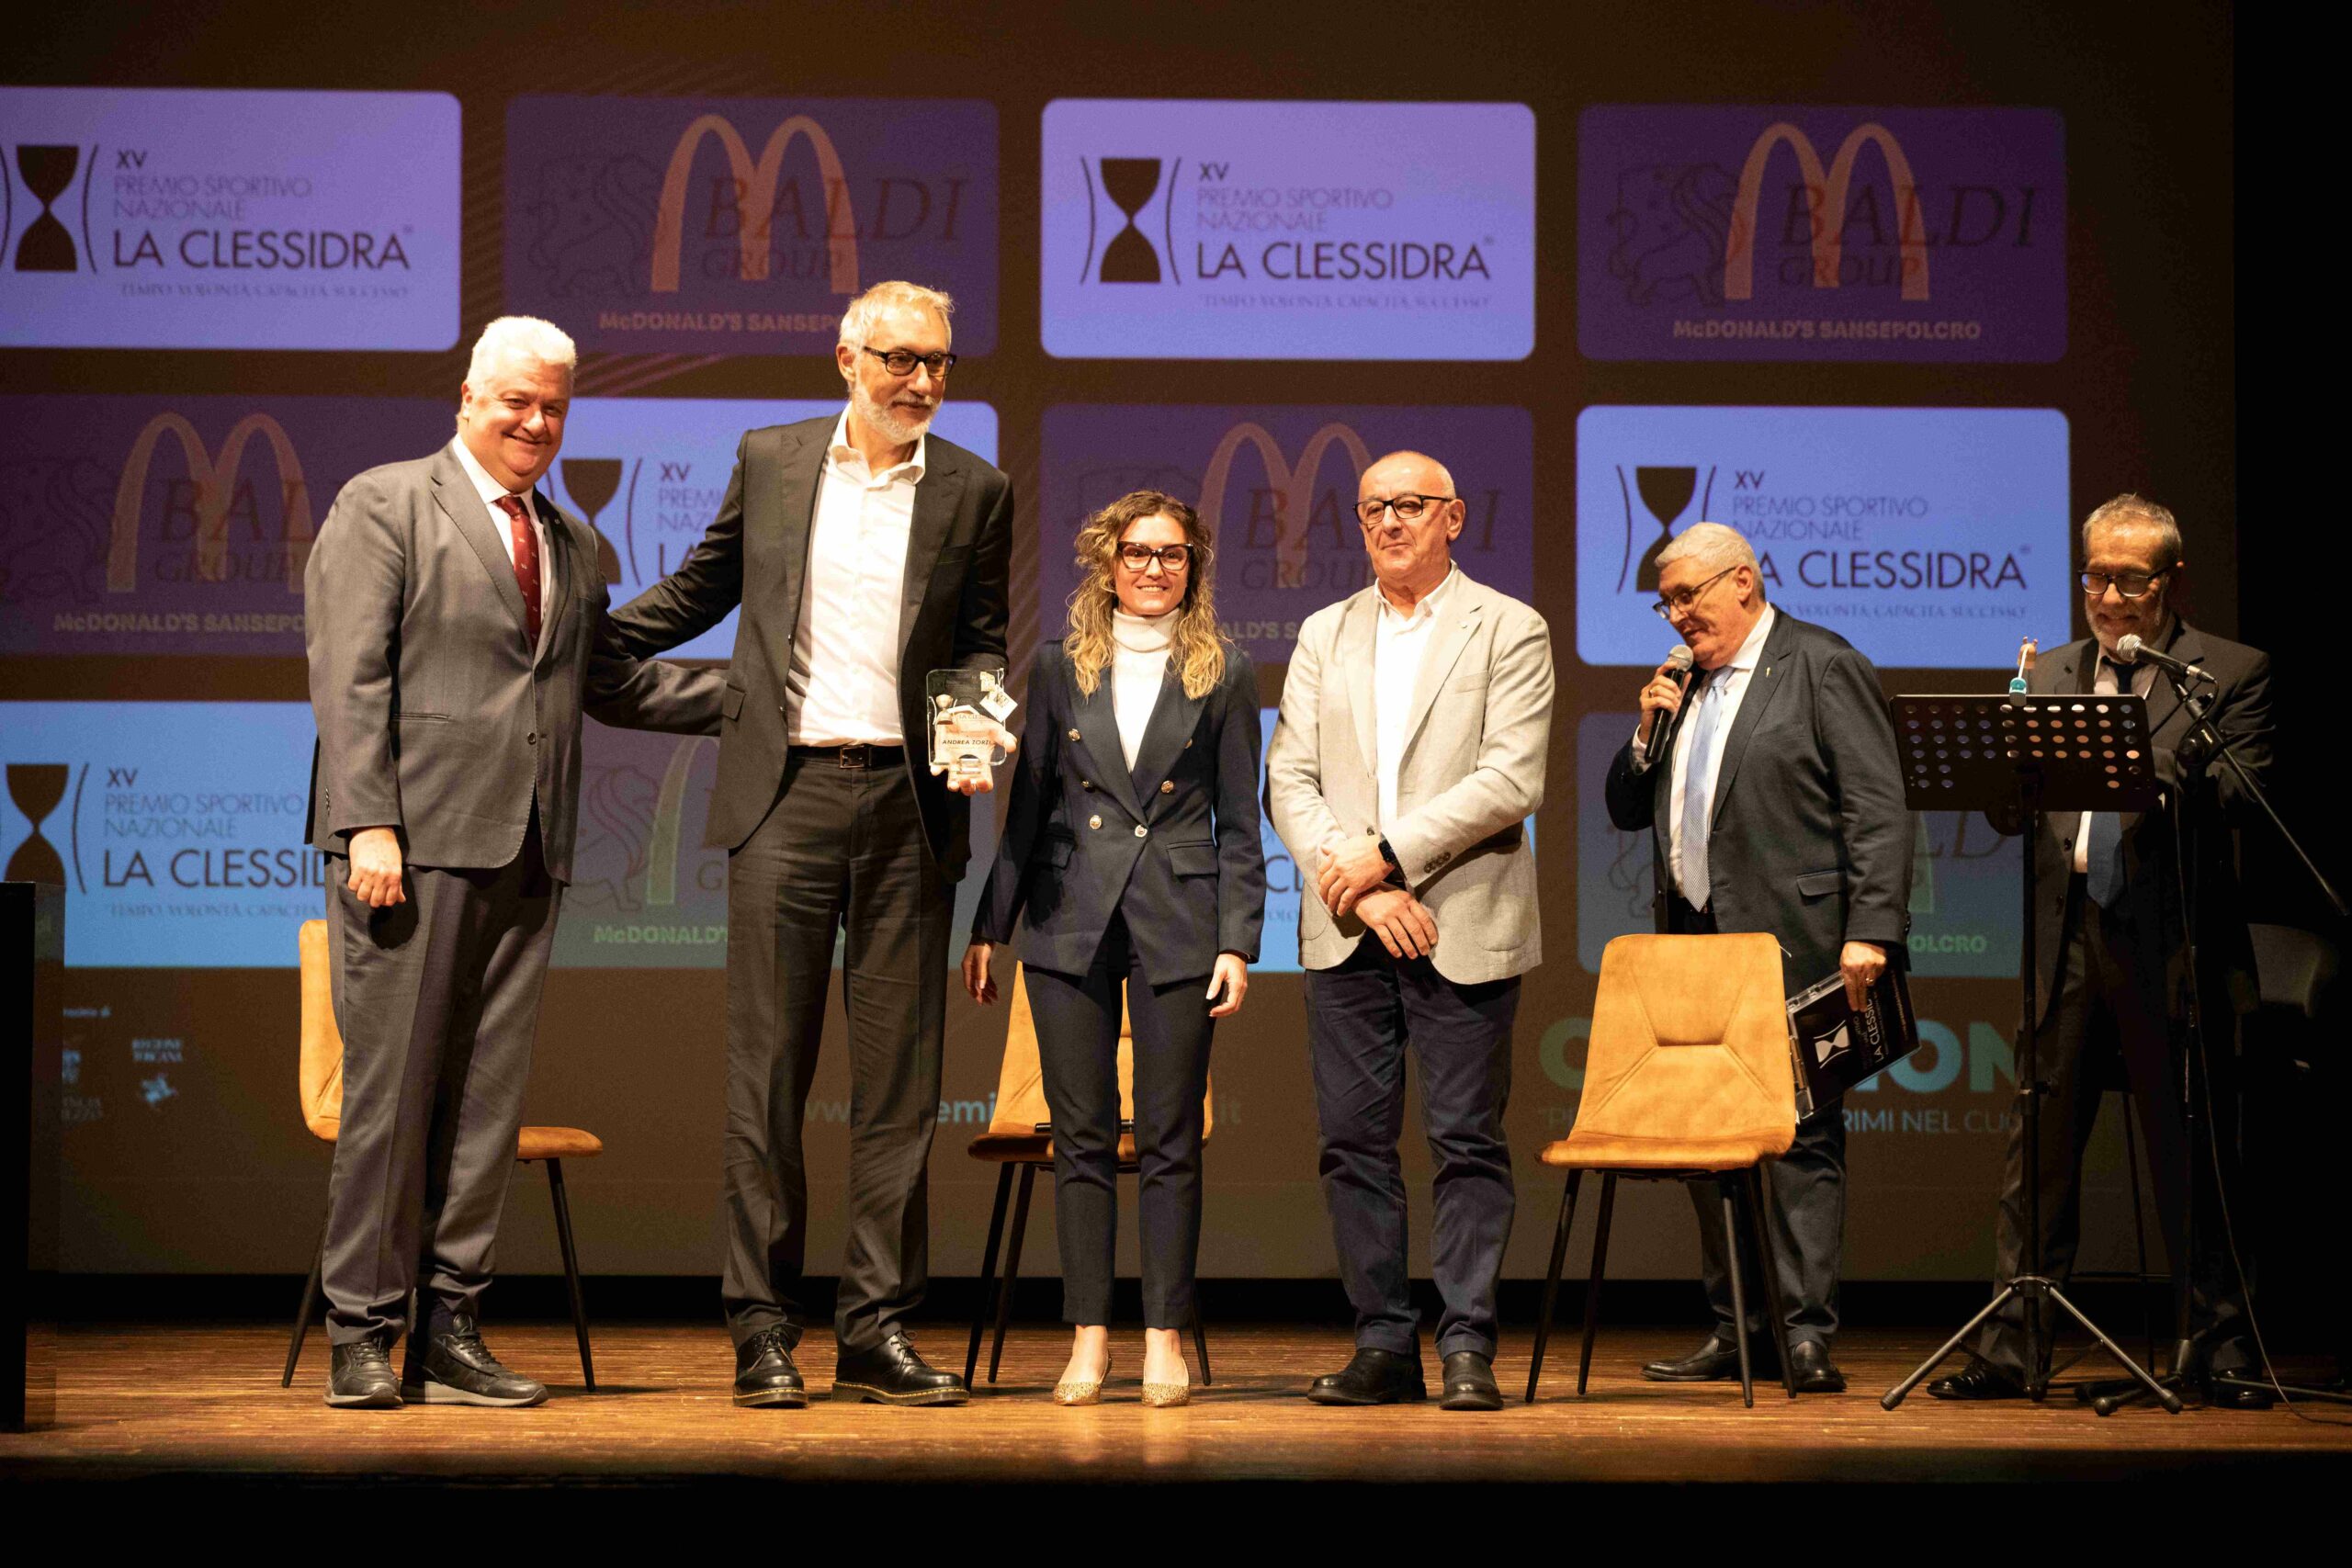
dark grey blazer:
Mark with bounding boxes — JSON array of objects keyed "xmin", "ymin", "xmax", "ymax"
[
  {"xmin": 304, "ymin": 444, "xmax": 724, "ymax": 882},
  {"xmin": 1605, "ymin": 609, "xmax": 1913, "ymax": 989},
  {"xmin": 2022, "ymin": 624, "xmax": 2273, "ymax": 1022},
  {"xmin": 602, "ymin": 415, "xmax": 1012, "ymax": 874},
  {"xmin": 972, "ymin": 640, "xmax": 1266, "ymax": 986}
]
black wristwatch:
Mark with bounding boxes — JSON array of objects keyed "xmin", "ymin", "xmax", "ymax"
[{"xmin": 1376, "ymin": 836, "xmax": 1406, "ymax": 885}]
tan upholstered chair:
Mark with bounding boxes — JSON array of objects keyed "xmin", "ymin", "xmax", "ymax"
[
  {"xmin": 279, "ymin": 919, "xmax": 604, "ymax": 1390},
  {"xmin": 1524, "ymin": 932, "xmax": 1799, "ymax": 1406},
  {"xmin": 962, "ymin": 962, "xmax": 1214, "ymax": 1388}
]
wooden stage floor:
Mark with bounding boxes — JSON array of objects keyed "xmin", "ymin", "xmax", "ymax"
[{"xmin": 6, "ymin": 1322, "xmax": 2349, "ymax": 1487}]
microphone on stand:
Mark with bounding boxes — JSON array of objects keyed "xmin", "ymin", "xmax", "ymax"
[
  {"xmin": 1641, "ymin": 644, "xmax": 1696, "ymax": 750},
  {"xmin": 2115, "ymin": 633, "xmax": 2216, "ymax": 687}
]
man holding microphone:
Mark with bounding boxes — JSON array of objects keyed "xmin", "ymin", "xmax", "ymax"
[{"xmin": 1604, "ymin": 522, "xmax": 1911, "ymax": 1394}]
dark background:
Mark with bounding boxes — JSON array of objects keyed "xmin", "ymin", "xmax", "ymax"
[{"xmin": 11, "ymin": 0, "xmax": 2300, "ymax": 1299}]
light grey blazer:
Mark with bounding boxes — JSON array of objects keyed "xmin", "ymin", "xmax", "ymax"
[
  {"xmin": 1264, "ymin": 569, "xmax": 1555, "ymax": 985},
  {"xmin": 304, "ymin": 443, "xmax": 723, "ymax": 882}
]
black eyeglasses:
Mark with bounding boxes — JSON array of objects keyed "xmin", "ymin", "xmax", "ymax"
[
  {"xmin": 1354, "ymin": 493, "xmax": 1457, "ymax": 526},
  {"xmin": 1651, "ymin": 565, "xmax": 1741, "ymax": 621},
  {"xmin": 2081, "ymin": 569, "xmax": 2166, "ymax": 600},
  {"xmin": 1116, "ymin": 543, "xmax": 1193, "ymax": 573},
  {"xmin": 860, "ymin": 345, "xmax": 957, "ymax": 377}
]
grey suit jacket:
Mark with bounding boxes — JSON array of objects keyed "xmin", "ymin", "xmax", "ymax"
[
  {"xmin": 1603, "ymin": 609, "xmax": 1911, "ymax": 990},
  {"xmin": 1265, "ymin": 570, "xmax": 1555, "ymax": 985},
  {"xmin": 603, "ymin": 415, "xmax": 1012, "ymax": 874},
  {"xmin": 2022, "ymin": 624, "xmax": 2272, "ymax": 1023},
  {"xmin": 972, "ymin": 640, "xmax": 1266, "ymax": 986},
  {"xmin": 304, "ymin": 443, "xmax": 725, "ymax": 882}
]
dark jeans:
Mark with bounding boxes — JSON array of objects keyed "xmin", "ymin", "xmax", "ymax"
[
  {"xmin": 322, "ymin": 817, "xmax": 556, "ymax": 1346},
  {"xmin": 721, "ymin": 753, "xmax": 952, "ymax": 1354},
  {"xmin": 1306, "ymin": 941, "xmax": 1520, "ymax": 1359},
  {"xmin": 1024, "ymin": 913, "xmax": 1216, "ymax": 1327},
  {"xmin": 1669, "ymin": 896, "xmax": 1846, "ymax": 1351},
  {"xmin": 1975, "ymin": 874, "xmax": 2249, "ymax": 1378}
]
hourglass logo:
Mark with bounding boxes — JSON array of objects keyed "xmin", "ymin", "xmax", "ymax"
[
  {"xmin": 11, "ymin": 144, "xmax": 85, "ymax": 272},
  {"xmin": 1080, "ymin": 155, "xmax": 1179, "ymax": 286},
  {"xmin": 1612, "ymin": 464, "xmax": 1715, "ymax": 593},
  {"xmin": 557, "ymin": 457, "xmax": 626, "ymax": 584},
  {"xmin": 6, "ymin": 762, "xmax": 72, "ymax": 885}
]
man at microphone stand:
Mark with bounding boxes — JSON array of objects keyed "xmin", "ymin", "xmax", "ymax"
[
  {"xmin": 1605, "ymin": 523, "xmax": 1911, "ymax": 1394},
  {"xmin": 1930, "ymin": 494, "xmax": 2275, "ymax": 1406}
]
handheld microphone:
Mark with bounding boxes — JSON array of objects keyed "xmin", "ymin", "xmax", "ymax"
[
  {"xmin": 1642, "ymin": 645, "xmax": 1696, "ymax": 748},
  {"xmin": 2115, "ymin": 633, "xmax": 2215, "ymax": 686}
]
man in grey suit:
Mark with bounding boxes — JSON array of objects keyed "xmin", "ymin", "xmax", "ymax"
[
  {"xmin": 1604, "ymin": 522, "xmax": 1912, "ymax": 1394},
  {"xmin": 1930, "ymin": 494, "xmax": 2275, "ymax": 1406},
  {"xmin": 1267, "ymin": 450, "xmax": 1555, "ymax": 1411},
  {"xmin": 305, "ymin": 316, "xmax": 723, "ymax": 1409},
  {"xmin": 603, "ymin": 281, "xmax": 1012, "ymax": 1407}
]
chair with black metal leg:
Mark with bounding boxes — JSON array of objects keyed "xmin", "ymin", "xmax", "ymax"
[
  {"xmin": 278, "ymin": 919, "xmax": 603, "ymax": 1393},
  {"xmin": 964, "ymin": 962, "xmax": 1213, "ymax": 1391},
  {"xmin": 1524, "ymin": 932, "xmax": 1800, "ymax": 1408}
]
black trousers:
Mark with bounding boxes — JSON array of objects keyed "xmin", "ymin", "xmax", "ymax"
[
  {"xmin": 1670, "ymin": 897, "xmax": 1847, "ymax": 1350},
  {"xmin": 1306, "ymin": 941, "xmax": 1519, "ymax": 1359},
  {"xmin": 322, "ymin": 814, "xmax": 556, "ymax": 1346},
  {"xmin": 1023, "ymin": 913, "xmax": 1216, "ymax": 1328},
  {"xmin": 1974, "ymin": 873, "xmax": 2248, "ymax": 1378},
  {"xmin": 721, "ymin": 754, "xmax": 952, "ymax": 1354}
]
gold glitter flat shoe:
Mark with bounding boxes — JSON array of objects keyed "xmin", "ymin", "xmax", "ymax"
[
  {"xmin": 1054, "ymin": 1351, "xmax": 1109, "ymax": 1405},
  {"xmin": 1140, "ymin": 1382, "xmax": 1191, "ymax": 1408}
]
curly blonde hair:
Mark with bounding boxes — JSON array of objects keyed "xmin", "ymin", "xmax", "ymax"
[{"xmin": 1064, "ymin": 491, "xmax": 1227, "ymax": 700}]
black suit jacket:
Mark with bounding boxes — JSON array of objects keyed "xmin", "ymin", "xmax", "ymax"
[
  {"xmin": 2022, "ymin": 623, "xmax": 2272, "ymax": 1023},
  {"xmin": 1605, "ymin": 609, "xmax": 1913, "ymax": 989},
  {"xmin": 304, "ymin": 445, "xmax": 724, "ymax": 882},
  {"xmin": 972, "ymin": 640, "xmax": 1266, "ymax": 986},
  {"xmin": 602, "ymin": 416, "xmax": 1013, "ymax": 874}
]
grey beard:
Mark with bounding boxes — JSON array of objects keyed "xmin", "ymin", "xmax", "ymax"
[{"xmin": 854, "ymin": 387, "xmax": 934, "ymax": 446}]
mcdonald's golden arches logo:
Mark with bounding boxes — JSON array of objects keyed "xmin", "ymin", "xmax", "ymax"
[
  {"xmin": 108, "ymin": 412, "xmax": 312, "ymax": 594},
  {"xmin": 1198, "ymin": 422, "xmax": 1374, "ymax": 591},
  {"xmin": 651, "ymin": 113, "xmax": 860, "ymax": 297},
  {"xmin": 1724, "ymin": 121, "xmax": 1929, "ymax": 302}
]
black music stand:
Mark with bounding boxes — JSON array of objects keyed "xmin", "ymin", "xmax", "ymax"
[{"xmin": 1877, "ymin": 692, "xmax": 2181, "ymax": 1412}]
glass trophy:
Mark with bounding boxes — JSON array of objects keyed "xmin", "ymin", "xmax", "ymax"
[{"xmin": 926, "ymin": 667, "xmax": 1015, "ymax": 784}]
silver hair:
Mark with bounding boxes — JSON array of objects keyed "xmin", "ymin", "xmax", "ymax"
[
  {"xmin": 1655, "ymin": 521, "xmax": 1758, "ymax": 578},
  {"xmin": 466, "ymin": 316, "xmax": 577, "ymax": 383},
  {"xmin": 838, "ymin": 280, "xmax": 956, "ymax": 349},
  {"xmin": 2082, "ymin": 492, "xmax": 2183, "ymax": 564}
]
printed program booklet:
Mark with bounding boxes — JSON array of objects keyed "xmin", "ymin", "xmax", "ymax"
[{"xmin": 1785, "ymin": 961, "xmax": 1920, "ymax": 1119}]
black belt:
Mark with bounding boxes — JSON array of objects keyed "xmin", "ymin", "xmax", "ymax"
[{"xmin": 788, "ymin": 742, "xmax": 905, "ymax": 768}]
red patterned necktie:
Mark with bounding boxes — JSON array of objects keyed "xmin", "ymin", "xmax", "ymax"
[{"xmin": 495, "ymin": 492, "xmax": 542, "ymax": 648}]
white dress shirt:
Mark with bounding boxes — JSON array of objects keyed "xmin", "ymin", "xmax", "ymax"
[
  {"xmin": 2074, "ymin": 637, "xmax": 2160, "ymax": 874},
  {"xmin": 449, "ymin": 436, "xmax": 549, "ymax": 652},
  {"xmin": 789, "ymin": 410, "xmax": 924, "ymax": 745},
  {"xmin": 1631, "ymin": 604, "xmax": 1776, "ymax": 901},
  {"xmin": 1111, "ymin": 608, "xmax": 1175, "ymax": 770},
  {"xmin": 1373, "ymin": 564, "xmax": 1460, "ymax": 833}
]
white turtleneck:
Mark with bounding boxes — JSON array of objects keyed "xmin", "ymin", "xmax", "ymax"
[{"xmin": 1111, "ymin": 608, "xmax": 1176, "ymax": 769}]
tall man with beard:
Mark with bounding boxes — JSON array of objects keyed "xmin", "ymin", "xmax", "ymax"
[
  {"xmin": 1930, "ymin": 494, "xmax": 2276, "ymax": 1406},
  {"xmin": 605, "ymin": 282, "xmax": 1012, "ymax": 1407}
]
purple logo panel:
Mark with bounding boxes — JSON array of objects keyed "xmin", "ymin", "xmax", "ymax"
[
  {"xmin": 0, "ymin": 396, "xmax": 456, "ymax": 657},
  {"xmin": 1038, "ymin": 405, "xmax": 1533, "ymax": 669},
  {"xmin": 505, "ymin": 96, "xmax": 997, "ymax": 357},
  {"xmin": 1577, "ymin": 106, "xmax": 2065, "ymax": 363}
]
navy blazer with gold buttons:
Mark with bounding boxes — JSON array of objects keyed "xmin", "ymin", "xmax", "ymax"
[{"xmin": 972, "ymin": 639, "xmax": 1266, "ymax": 986}]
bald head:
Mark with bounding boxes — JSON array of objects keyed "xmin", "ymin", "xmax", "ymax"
[{"xmin": 1357, "ymin": 449, "xmax": 1464, "ymax": 604}]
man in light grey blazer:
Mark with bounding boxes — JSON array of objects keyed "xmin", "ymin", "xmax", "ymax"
[
  {"xmin": 1266, "ymin": 450, "xmax": 1555, "ymax": 1412},
  {"xmin": 304, "ymin": 316, "xmax": 722, "ymax": 1410}
]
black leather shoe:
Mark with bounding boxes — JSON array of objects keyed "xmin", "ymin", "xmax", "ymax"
[
  {"xmin": 831, "ymin": 1331, "xmax": 969, "ymax": 1405},
  {"xmin": 1439, "ymin": 1350, "xmax": 1503, "ymax": 1411},
  {"xmin": 1926, "ymin": 1360, "xmax": 2024, "ymax": 1401},
  {"xmin": 733, "ymin": 1325, "xmax": 808, "ymax": 1408},
  {"xmin": 1641, "ymin": 1332, "xmax": 1777, "ymax": 1383},
  {"xmin": 2204, "ymin": 1371, "xmax": 2278, "ymax": 1411},
  {"xmin": 401, "ymin": 1314, "xmax": 548, "ymax": 1407},
  {"xmin": 1789, "ymin": 1339, "xmax": 1847, "ymax": 1393},
  {"xmin": 1307, "ymin": 1347, "xmax": 1427, "ymax": 1405},
  {"xmin": 325, "ymin": 1337, "xmax": 401, "ymax": 1409}
]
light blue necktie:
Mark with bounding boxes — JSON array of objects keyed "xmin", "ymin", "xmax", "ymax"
[{"xmin": 1679, "ymin": 668, "xmax": 1730, "ymax": 911}]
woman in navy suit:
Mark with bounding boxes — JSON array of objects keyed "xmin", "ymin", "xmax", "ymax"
[{"xmin": 963, "ymin": 489, "xmax": 1266, "ymax": 1407}]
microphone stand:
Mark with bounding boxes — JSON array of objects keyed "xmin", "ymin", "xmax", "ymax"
[{"xmin": 2089, "ymin": 669, "xmax": 2349, "ymax": 1413}]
